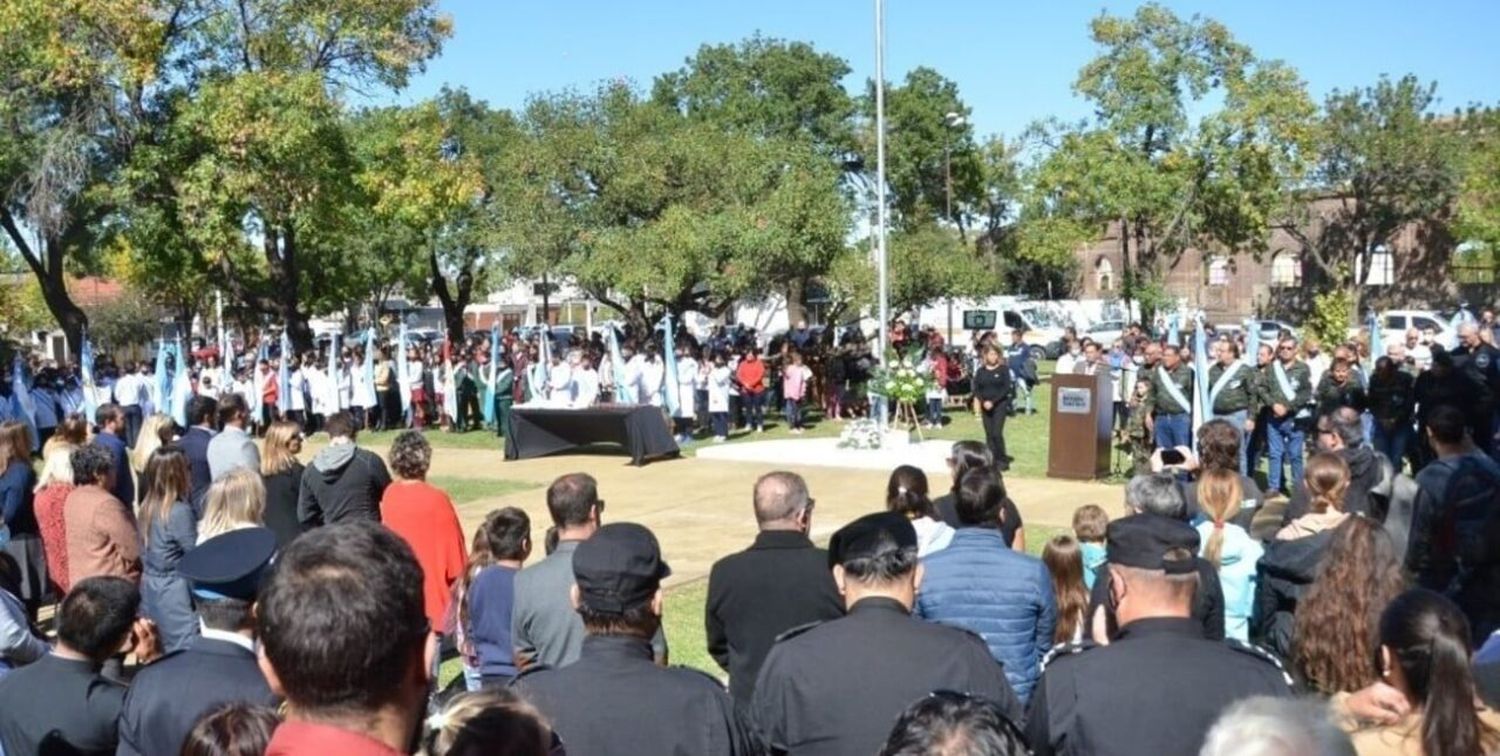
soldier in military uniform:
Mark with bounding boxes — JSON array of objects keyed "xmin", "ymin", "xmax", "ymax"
[
  {"xmin": 1026, "ymin": 515, "xmax": 1292, "ymax": 756},
  {"xmin": 752, "ymin": 511, "xmax": 1020, "ymax": 756},
  {"xmin": 117, "ymin": 527, "xmax": 280, "ymax": 756},
  {"xmin": 1207, "ymin": 340, "xmax": 1258, "ymax": 476},
  {"xmin": 1265, "ymin": 338, "xmax": 1314, "ymax": 495},
  {"xmin": 1149, "ymin": 345, "xmax": 1195, "ymax": 450},
  {"xmin": 513, "ymin": 522, "xmax": 756, "ymax": 755}
]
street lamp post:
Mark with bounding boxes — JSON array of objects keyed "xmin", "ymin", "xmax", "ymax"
[
  {"xmin": 942, "ymin": 111, "xmax": 964, "ymax": 345},
  {"xmin": 874, "ymin": 0, "xmax": 889, "ymax": 433}
]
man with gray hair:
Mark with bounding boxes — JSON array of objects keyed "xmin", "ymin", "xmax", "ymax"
[
  {"xmin": 1088, "ymin": 473, "xmax": 1224, "ymax": 642},
  {"xmin": 704, "ymin": 471, "xmax": 842, "ymax": 708},
  {"xmin": 1200, "ymin": 696, "xmax": 1354, "ymax": 756},
  {"xmin": 1282, "ymin": 407, "xmax": 1390, "ymax": 525}
]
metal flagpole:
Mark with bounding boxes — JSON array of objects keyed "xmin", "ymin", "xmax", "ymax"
[{"xmin": 874, "ymin": 0, "xmax": 890, "ymax": 433}]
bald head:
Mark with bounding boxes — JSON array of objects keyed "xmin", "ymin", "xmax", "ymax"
[{"xmin": 754, "ymin": 471, "xmax": 811, "ymax": 528}]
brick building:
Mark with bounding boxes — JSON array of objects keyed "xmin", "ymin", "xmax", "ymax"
[{"xmin": 1072, "ymin": 197, "xmax": 1493, "ymax": 322}]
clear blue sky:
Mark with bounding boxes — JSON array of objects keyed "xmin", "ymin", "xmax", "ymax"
[{"xmin": 386, "ymin": 0, "xmax": 1500, "ymax": 139}]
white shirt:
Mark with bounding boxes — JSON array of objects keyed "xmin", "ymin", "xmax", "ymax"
[
  {"xmin": 1409, "ymin": 343, "xmax": 1433, "ymax": 371},
  {"xmin": 637, "ymin": 359, "xmax": 666, "ymax": 406},
  {"xmin": 674, "ymin": 357, "xmax": 699, "ymax": 418},
  {"xmin": 708, "ymin": 366, "xmax": 732, "ymax": 413},
  {"xmin": 547, "ymin": 362, "xmax": 573, "ymax": 404},
  {"xmin": 115, "ymin": 373, "xmax": 143, "ymax": 407},
  {"xmin": 572, "ymin": 368, "xmax": 600, "ymax": 408}
]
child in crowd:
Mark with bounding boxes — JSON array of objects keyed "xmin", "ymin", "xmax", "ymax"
[
  {"xmin": 451, "ymin": 522, "xmax": 496, "ymax": 693},
  {"xmin": 420, "ymin": 690, "xmax": 556, "ymax": 756},
  {"xmin": 781, "ymin": 352, "xmax": 811, "ymax": 434},
  {"xmin": 708, "ymin": 354, "xmax": 732, "ymax": 442},
  {"xmin": 1122, "ymin": 379, "xmax": 1153, "ymax": 475},
  {"xmin": 1070, "ymin": 504, "xmax": 1109, "ymax": 591},
  {"xmin": 463, "ymin": 508, "xmax": 533, "ymax": 689},
  {"xmin": 1042, "ymin": 534, "xmax": 1090, "ymax": 644},
  {"xmin": 1194, "ymin": 469, "xmax": 1263, "ymax": 643},
  {"xmin": 179, "ymin": 703, "xmax": 280, "ymax": 756}
]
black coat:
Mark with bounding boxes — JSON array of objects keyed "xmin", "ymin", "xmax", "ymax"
[
  {"xmin": 1251, "ymin": 529, "xmax": 1335, "ymax": 661},
  {"xmin": 180, "ymin": 426, "xmax": 216, "ymax": 516},
  {"xmin": 705, "ymin": 530, "xmax": 843, "ymax": 707},
  {"xmin": 261, "ymin": 463, "xmax": 305, "ymax": 548},
  {"xmin": 515, "ymin": 635, "xmax": 756, "ymax": 756},
  {"xmin": 1026, "ymin": 617, "xmax": 1292, "ymax": 756},
  {"xmin": 753, "ymin": 597, "xmax": 1021, "ymax": 756},
  {"xmin": 0, "ymin": 654, "xmax": 126, "ymax": 755},
  {"xmin": 117, "ymin": 636, "xmax": 279, "ymax": 756}
]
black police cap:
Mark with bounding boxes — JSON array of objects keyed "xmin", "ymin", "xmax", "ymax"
[
  {"xmin": 573, "ymin": 523, "xmax": 671, "ymax": 615},
  {"xmin": 178, "ymin": 527, "xmax": 278, "ymax": 601},
  {"xmin": 828, "ymin": 511, "xmax": 918, "ymax": 569},
  {"xmin": 1106, "ymin": 514, "xmax": 1199, "ymax": 575}
]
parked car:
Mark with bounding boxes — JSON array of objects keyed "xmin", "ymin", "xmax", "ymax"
[
  {"xmin": 1084, "ymin": 319, "xmax": 1125, "ymax": 346},
  {"xmin": 1376, "ymin": 310, "xmax": 1457, "ymax": 351}
]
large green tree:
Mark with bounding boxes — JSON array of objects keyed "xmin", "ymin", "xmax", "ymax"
[
  {"xmin": 1455, "ymin": 107, "xmax": 1500, "ymax": 271},
  {"xmin": 1032, "ymin": 3, "xmax": 1317, "ymax": 316},
  {"xmin": 1285, "ymin": 75, "xmax": 1464, "ymax": 305}
]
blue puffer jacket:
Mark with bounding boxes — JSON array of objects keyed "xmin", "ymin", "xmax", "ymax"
[{"xmin": 914, "ymin": 528, "xmax": 1056, "ymax": 703}]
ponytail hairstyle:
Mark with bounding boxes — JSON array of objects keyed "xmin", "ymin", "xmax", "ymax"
[
  {"xmin": 1304, "ymin": 452, "xmax": 1351, "ymax": 515},
  {"xmin": 885, "ymin": 465, "xmax": 936, "ymax": 520},
  {"xmin": 1197, "ymin": 468, "xmax": 1243, "ymax": 569},
  {"xmin": 1378, "ymin": 589, "xmax": 1499, "ymax": 756}
]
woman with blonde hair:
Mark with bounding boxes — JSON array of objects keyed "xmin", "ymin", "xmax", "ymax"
[
  {"xmin": 41, "ymin": 413, "xmax": 87, "ymax": 461},
  {"xmin": 33, "ymin": 443, "xmax": 76, "ymax": 595},
  {"xmin": 1277, "ymin": 452, "xmax": 1351, "ymax": 541},
  {"xmin": 420, "ymin": 689, "xmax": 556, "ymax": 756},
  {"xmin": 138, "ymin": 444, "xmax": 198, "ymax": 650},
  {"xmin": 1293, "ymin": 516, "xmax": 1406, "ymax": 696},
  {"xmin": 198, "ymin": 468, "xmax": 266, "ymax": 544},
  {"xmin": 259, "ymin": 421, "xmax": 305, "ymax": 548},
  {"xmin": 0, "ymin": 422, "xmax": 45, "ymax": 616},
  {"xmin": 1195, "ymin": 468, "xmax": 1263, "ymax": 642},
  {"xmin": 131, "ymin": 412, "xmax": 175, "ymax": 506}
]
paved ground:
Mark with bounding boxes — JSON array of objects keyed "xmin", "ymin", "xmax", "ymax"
[{"xmin": 406, "ymin": 445, "xmax": 1126, "ymax": 588}]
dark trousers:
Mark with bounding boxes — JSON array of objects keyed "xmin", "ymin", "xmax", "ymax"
[
  {"xmin": 286, "ymin": 410, "xmax": 305, "ymax": 430},
  {"xmin": 378, "ymin": 387, "xmax": 401, "ymax": 430},
  {"xmin": 351, "ymin": 406, "xmax": 367, "ymax": 431},
  {"xmin": 982, "ymin": 403, "xmax": 1009, "ymax": 469},
  {"xmin": 122, "ymin": 406, "xmax": 143, "ymax": 447},
  {"xmin": 494, "ymin": 399, "xmax": 514, "ymax": 439},
  {"xmin": 744, "ymin": 392, "xmax": 766, "ymax": 430},
  {"xmin": 456, "ymin": 385, "xmax": 480, "ymax": 431}
]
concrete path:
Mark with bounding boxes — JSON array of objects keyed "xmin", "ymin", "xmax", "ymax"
[{"xmin": 407, "ymin": 446, "xmax": 1125, "ymax": 587}]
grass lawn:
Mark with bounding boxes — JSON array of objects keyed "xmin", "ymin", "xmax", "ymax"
[{"xmin": 426, "ymin": 475, "xmax": 538, "ymax": 505}]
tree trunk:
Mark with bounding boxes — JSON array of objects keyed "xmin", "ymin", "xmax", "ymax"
[
  {"xmin": 0, "ymin": 210, "xmax": 89, "ymax": 355},
  {"xmin": 784, "ymin": 278, "xmax": 807, "ymax": 328},
  {"xmin": 429, "ymin": 246, "xmax": 473, "ymax": 349}
]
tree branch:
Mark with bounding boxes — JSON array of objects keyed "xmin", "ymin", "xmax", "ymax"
[{"xmin": 0, "ymin": 209, "xmax": 45, "ymax": 280}]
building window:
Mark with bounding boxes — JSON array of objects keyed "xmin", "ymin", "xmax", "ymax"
[
  {"xmin": 1095, "ymin": 257, "xmax": 1114, "ymax": 292},
  {"xmin": 1270, "ymin": 253, "xmax": 1301, "ymax": 287},
  {"xmin": 1206, "ymin": 257, "xmax": 1230, "ymax": 287},
  {"xmin": 1357, "ymin": 246, "xmax": 1395, "ymax": 286}
]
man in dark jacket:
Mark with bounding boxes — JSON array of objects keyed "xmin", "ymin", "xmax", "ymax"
[
  {"xmin": 705, "ymin": 472, "xmax": 842, "ymax": 708},
  {"xmin": 297, "ymin": 411, "xmax": 391, "ymax": 527},
  {"xmin": 180, "ymin": 394, "xmax": 219, "ymax": 514},
  {"xmin": 1283, "ymin": 408, "xmax": 1390, "ymax": 524},
  {"xmin": 117, "ymin": 528, "xmax": 280, "ymax": 756},
  {"xmin": 753, "ymin": 512, "xmax": 1019, "ymax": 756}
]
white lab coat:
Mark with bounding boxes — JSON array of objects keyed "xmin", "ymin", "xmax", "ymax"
[
  {"xmin": 674, "ymin": 357, "xmax": 698, "ymax": 418},
  {"xmin": 547, "ymin": 362, "xmax": 573, "ymax": 405},
  {"xmin": 351, "ymin": 364, "xmax": 377, "ymax": 409},
  {"xmin": 637, "ymin": 359, "xmax": 666, "ymax": 407},
  {"xmin": 573, "ymin": 368, "xmax": 600, "ymax": 408},
  {"xmin": 708, "ymin": 366, "xmax": 732, "ymax": 413}
]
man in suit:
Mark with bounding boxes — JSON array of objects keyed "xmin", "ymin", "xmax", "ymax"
[
  {"xmin": 181, "ymin": 394, "xmax": 219, "ymax": 515},
  {"xmin": 705, "ymin": 471, "xmax": 843, "ymax": 709},
  {"xmin": 206, "ymin": 392, "xmax": 260, "ymax": 481},
  {"xmin": 93, "ymin": 403, "xmax": 135, "ymax": 507},
  {"xmin": 117, "ymin": 527, "xmax": 280, "ymax": 756},
  {"xmin": 0, "ymin": 577, "xmax": 160, "ymax": 755}
]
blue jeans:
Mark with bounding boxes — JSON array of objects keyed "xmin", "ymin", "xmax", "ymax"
[
  {"xmin": 711, "ymin": 412, "xmax": 729, "ymax": 438},
  {"xmin": 1268, "ymin": 415, "xmax": 1306, "ymax": 493},
  {"xmin": 745, "ymin": 392, "xmax": 766, "ymax": 430},
  {"xmin": 926, "ymin": 398, "xmax": 943, "ymax": 425},
  {"xmin": 1154, "ymin": 412, "xmax": 1191, "ymax": 450},
  {"xmin": 1214, "ymin": 409, "xmax": 1249, "ymax": 476},
  {"xmin": 783, "ymin": 398, "xmax": 802, "ymax": 429},
  {"xmin": 1372, "ymin": 421, "xmax": 1411, "ymax": 473}
]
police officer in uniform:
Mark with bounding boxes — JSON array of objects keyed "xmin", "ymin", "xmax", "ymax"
[
  {"xmin": 1149, "ymin": 345, "xmax": 1194, "ymax": 450},
  {"xmin": 513, "ymin": 522, "xmax": 756, "ymax": 755},
  {"xmin": 752, "ymin": 512, "xmax": 1020, "ymax": 756},
  {"xmin": 1452, "ymin": 323, "xmax": 1499, "ymax": 456},
  {"xmin": 117, "ymin": 527, "xmax": 280, "ymax": 756},
  {"xmin": 1207, "ymin": 340, "xmax": 1257, "ymax": 476},
  {"xmin": 1026, "ymin": 514, "xmax": 1291, "ymax": 756}
]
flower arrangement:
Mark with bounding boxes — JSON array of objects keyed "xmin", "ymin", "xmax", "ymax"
[
  {"xmin": 869, "ymin": 355, "xmax": 936, "ymax": 405},
  {"xmin": 837, "ymin": 418, "xmax": 883, "ymax": 450}
]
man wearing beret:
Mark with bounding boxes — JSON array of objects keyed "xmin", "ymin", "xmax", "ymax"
[
  {"xmin": 513, "ymin": 522, "xmax": 756, "ymax": 754},
  {"xmin": 1026, "ymin": 513, "xmax": 1291, "ymax": 756},
  {"xmin": 117, "ymin": 527, "xmax": 280, "ymax": 756},
  {"xmin": 752, "ymin": 511, "xmax": 1020, "ymax": 756}
]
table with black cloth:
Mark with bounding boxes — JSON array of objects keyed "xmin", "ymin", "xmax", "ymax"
[{"xmin": 504, "ymin": 405, "xmax": 681, "ymax": 466}]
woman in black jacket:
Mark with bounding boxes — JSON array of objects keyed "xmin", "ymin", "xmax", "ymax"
[
  {"xmin": 971, "ymin": 345, "xmax": 1014, "ymax": 470},
  {"xmin": 259, "ymin": 420, "xmax": 305, "ymax": 548}
]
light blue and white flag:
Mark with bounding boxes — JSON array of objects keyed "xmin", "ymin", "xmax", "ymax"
[
  {"xmin": 80, "ymin": 332, "xmax": 98, "ymax": 421},
  {"xmin": 1191, "ymin": 314, "xmax": 1210, "ymax": 444},
  {"xmin": 1167, "ymin": 313, "xmax": 1180, "ymax": 346},
  {"xmin": 277, "ymin": 331, "xmax": 291, "ymax": 415},
  {"xmin": 397, "ymin": 323, "xmax": 411, "ymax": 415},
  {"xmin": 660, "ymin": 314, "xmax": 680, "ymax": 416},
  {"xmin": 483, "ymin": 326, "xmax": 499, "ymax": 424},
  {"xmin": 169, "ymin": 337, "xmax": 190, "ymax": 427},
  {"xmin": 606, "ymin": 326, "xmax": 634, "ymax": 404},
  {"xmin": 1244, "ymin": 319, "xmax": 1260, "ymax": 368},
  {"xmin": 154, "ymin": 337, "xmax": 171, "ymax": 414},
  {"xmin": 363, "ymin": 328, "xmax": 377, "ymax": 407},
  {"xmin": 10, "ymin": 358, "xmax": 37, "ymax": 451}
]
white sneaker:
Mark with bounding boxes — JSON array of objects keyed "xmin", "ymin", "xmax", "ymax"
[{"xmin": 714, "ymin": 436, "xmax": 726, "ymax": 443}]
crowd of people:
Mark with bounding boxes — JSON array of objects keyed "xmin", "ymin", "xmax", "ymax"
[{"xmin": 0, "ymin": 308, "xmax": 1492, "ymax": 754}]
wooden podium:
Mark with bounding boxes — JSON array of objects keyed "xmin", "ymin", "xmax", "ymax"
[{"xmin": 1047, "ymin": 372, "xmax": 1113, "ymax": 480}]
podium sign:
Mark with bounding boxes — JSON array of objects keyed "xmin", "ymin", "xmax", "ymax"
[{"xmin": 1047, "ymin": 372, "xmax": 1113, "ymax": 480}]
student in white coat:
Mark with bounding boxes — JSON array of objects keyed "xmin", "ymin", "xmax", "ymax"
[
  {"xmin": 546, "ymin": 351, "xmax": 573, "ymax": 406},
  {"xmin": 708, "ymin": 353, "xmax": 732, "ymax": 442},
  {"xmin": 671, "ymin": 347, "xmax": 699, "ymax": 444},
  {"xmin": 570, "ymin": 351, "xmax": 600, "ymax": 408},
  {"xmin": 636, "ymin": 343, "xmax": 666, "ymax": 408},
  {"xmin": 351, "ymin": 351, "xmax": 378, "ymax": 430}
]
